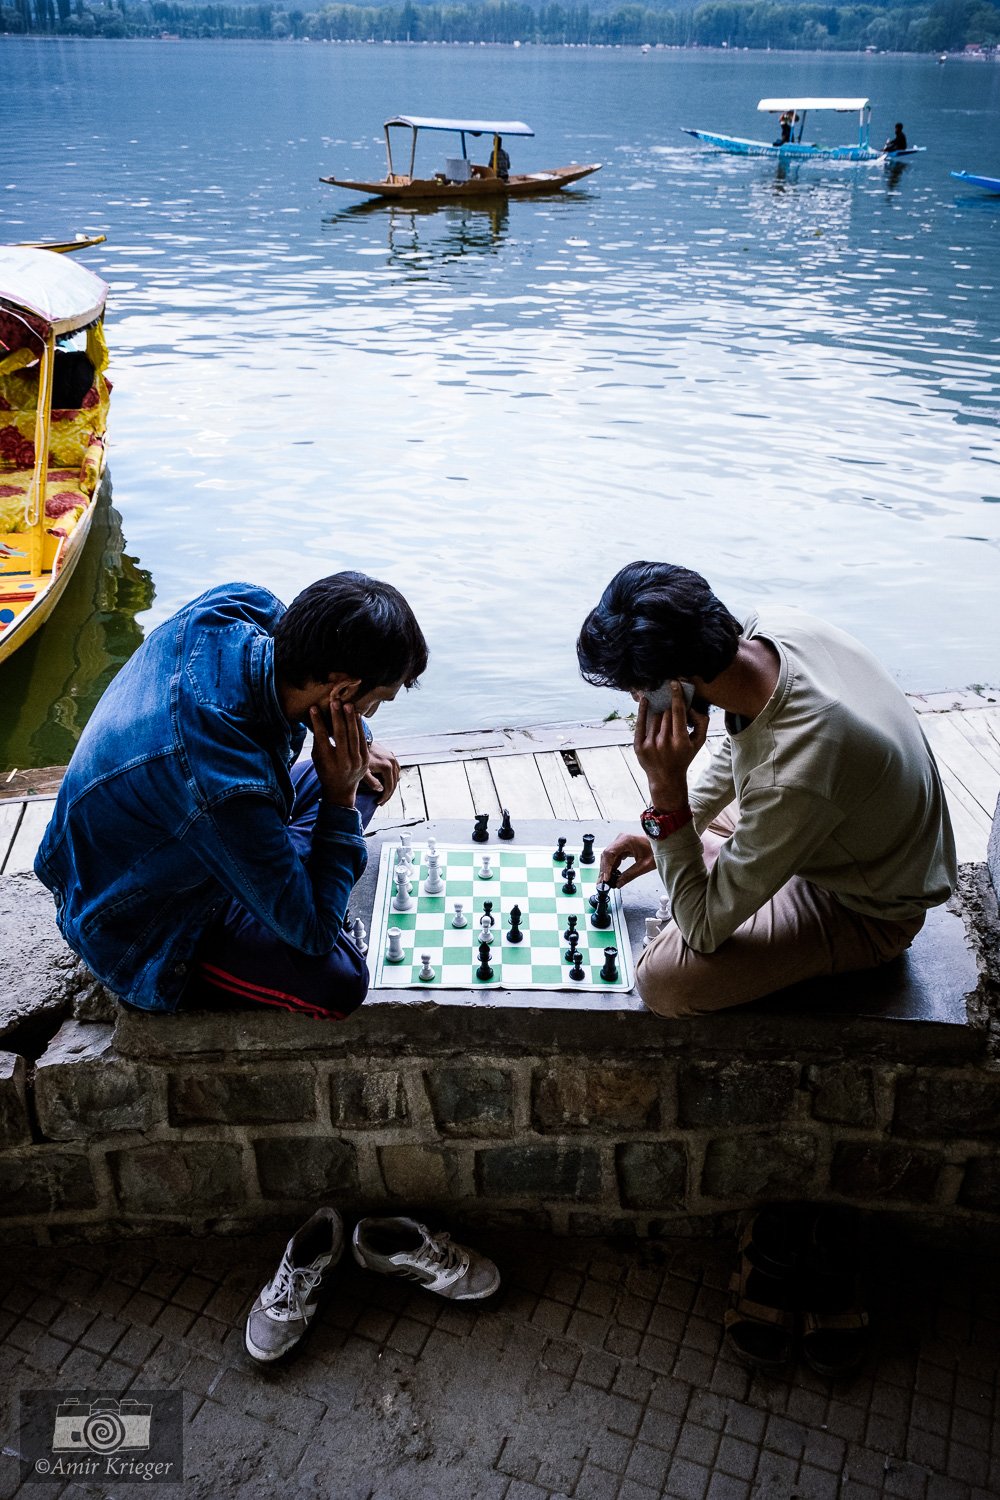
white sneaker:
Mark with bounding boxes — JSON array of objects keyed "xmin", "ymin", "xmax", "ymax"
[
  {"xmin": 352, "ymin": 1216, "xmax": 500, "ymax": 1301},
  {"xmin": 245, "ymin": 1207, "xmax": 344, "ymax": 1363}
]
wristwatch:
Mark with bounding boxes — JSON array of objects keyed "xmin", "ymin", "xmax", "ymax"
[{"xmin": 641, "ymin": 804, "xmax": 693, "ymax": 840}]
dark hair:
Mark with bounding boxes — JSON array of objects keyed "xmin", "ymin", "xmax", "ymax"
[
  {"xmin": 576, "ymin": 561, "xmax": 742, "ymax": 692},
  {"xmin": 274, "ymin": 572, "xmax": 428, "ymax": 694}
]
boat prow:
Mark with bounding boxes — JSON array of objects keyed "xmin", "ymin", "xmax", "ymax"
[{"xmin": 950, "ymin": 170, "xmax": 1000, "ymax": 194}]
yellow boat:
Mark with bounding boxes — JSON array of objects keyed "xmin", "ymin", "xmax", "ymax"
[
  {"xmin": 321, "ymin": 116, "xmax": 601, "ymax": 202},
  {"xmin": 0, "ymin": 246, "xmax": 111, "ymax": 664},
  {"xmin": 16, "ymin": 234, "xmax": 108, "ymax": 255}
]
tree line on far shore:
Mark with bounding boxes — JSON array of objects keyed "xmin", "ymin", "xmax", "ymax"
[{"xmin": 4, "ymin": 0, "xmax": 999, "ymax": 51}]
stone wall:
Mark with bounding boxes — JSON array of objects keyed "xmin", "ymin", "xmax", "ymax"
[{"xmin": 2, "ymin": 896, "xmax": 999, "ymax": 1246}]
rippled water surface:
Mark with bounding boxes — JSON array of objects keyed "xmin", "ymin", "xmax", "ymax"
[{"xmin": 3, "ymin": 40, "xmax": 999, "ymax": 765}]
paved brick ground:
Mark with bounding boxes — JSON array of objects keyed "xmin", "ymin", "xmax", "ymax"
[{"xmin": 1, "ymin": 1222, "xmax": 998, "ymax": 1499}]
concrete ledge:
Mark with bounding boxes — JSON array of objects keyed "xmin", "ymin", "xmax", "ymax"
[{"xmin": 0, "ymin": 827, "xmax": 997, "ymax": 1244}]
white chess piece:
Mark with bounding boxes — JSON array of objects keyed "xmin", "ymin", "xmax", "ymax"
[
  {"xmin": 452, "ymin": 901, "xmax": 467, "ymax": 929},
  {"xmin": 480, "ymin": 914, "xmax": 495, "ymax": 946},
  {"xmin": 392, "ymin": 871, "xmax": 414, "ymax": 912},
  {"xmin": 400, "ymin": 832, "xmax": 412, "ymax": 856},
  {"xmin": 352, "ymin": 917, "xmax": 368, "ymax": 955},
  {"xmin": 385, "ymin": 928, "xmax": 405, "ymax": 963},
  {"xmin": 643, "ymin": 916, "xmax": 661, "ymax": 948},
  {"xmin": 655, "ymin": 893, "xmax": 671, "ymax": 925},
  {"xmin": 418, "ymin": 953, "xmax": 435, "ymax": 982},
  {"xmin": 478, "ymin": 854, "xmax": 493, "ymax": 880},
  {"xmin": 423, "ymin": 852, "xmax": 445, "ymax": 896},
  {"xmin": 427, "ymin": 836, "xmax": 437, "ymax": 857}
]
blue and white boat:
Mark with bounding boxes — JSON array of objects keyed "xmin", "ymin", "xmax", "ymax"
[
  {"xmin": 682, "ymin": 97, "xmax": 924, "ymax": 165},
  {"xmin": 950, "ymin": 171, "xmax": 1000, "ymax": 194}
]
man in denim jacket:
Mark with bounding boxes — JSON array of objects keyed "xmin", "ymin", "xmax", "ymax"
[{"xmin": 35, "ymin": 572, "xmax": 428, "ymax": 1020}]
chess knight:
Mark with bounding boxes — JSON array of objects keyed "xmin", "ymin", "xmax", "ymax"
[{"xmin": 577, "ymin": 561, "xmax": 956, "ymax": 1018}]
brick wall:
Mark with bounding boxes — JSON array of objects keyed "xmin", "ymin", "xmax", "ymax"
[{"xmin": 2, "ymin": 927, "xmax": 999, "ymax": 1244}]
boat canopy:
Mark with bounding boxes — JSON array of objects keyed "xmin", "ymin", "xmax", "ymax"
[
  {"xmin": 384, "ymin": 116, "xmax": 534, "ymax": 137},
  {"xmin": 0, "ymin": 246, "xmax": 107, "ymax": 338},
  {"xmin": 757, "ymin": 97, "xmax": 870, "ymax": 113}
]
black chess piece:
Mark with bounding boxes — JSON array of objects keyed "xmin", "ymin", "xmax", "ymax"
[
  {"xmin": 564, "ymin": 853, "xmax": 575, "ymax": 871},
  {"xmin": 476, "ymin": 941, "xmax": 494, "ymax": 982},
  {"xmin": 580, "ymin": 833, "xmax": 596, "ymax": 865},
  {"xmin": 590, "ymin": 881, "xmax": 613, "ymax": 930},
  {"xmin": 599, "ymin": 947, "xmax": 619, "ymax": 983},
  {"xmin": 472, "ymin": 813, "xmax": 489, "ymax": 843},
  {"xmin": 562, "ymin": 867, "xmax": 577, "ymax": 896},
  {"xmin": 553, "ymin": 836, "xmax": 567, "ymax": 863},
  {"xmin": 482, "ymin": 900, "xmax": 495, "ymax": 927},
  {"xmin": 506, "ymin": 904, "xmax": 523, "ymax": 943},
  {"xmin": 569, "ymin": 951, "xmax": 586, "ymax": 982},
  {"xmin": 498, "ymin": 809, "xmax": 515, "ymax": 840},
  {"xmin": 564, "ymin": 930, "xmax": 580, "ymax": 963},
  {"xmin": 563, "ymin": 914, "xmax": 579, "ymax": 942}
]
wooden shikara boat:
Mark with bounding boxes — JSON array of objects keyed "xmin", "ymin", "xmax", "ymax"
[
  {"xmin": 16, "ymin": 235, "xmax": 108, "ymax": 255},
  {"xmin": 950, "ymin": 171, "xmax": 1000, "ymax": 194},
  {"xmin": 682, "ymin": 98, "xmax": 925, "ymax": 165},
  {"xmin": 0, "ymin": 247, "xmax": 111, "ymax": 664},
  {"xmin": 321, "ymin": 116, "xmax": 600, "ymax": 202}
]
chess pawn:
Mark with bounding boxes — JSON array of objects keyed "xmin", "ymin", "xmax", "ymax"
[
  {"xmin": 385, "ymin": 928, "xmax": 405, "ymax": 964},
  {"xmin": 656, "ymin": 894, "xmax": 671, "ymax": 925},
  {"xmin": 418, "ymin": 953, "xmax": 436, "ymax": 983},
  {"xmin": 568, "ymin": 951, "xmax": 586, "ymax": 982},
  {"xmin": 452, "ymin": 901, "xmax": 468, "ymax": 929},
  {"xmin": 562, "ymin": 868, "xmax": 577, "ymax": 896},
  {"xmin": 564, "ymin": 930, "xmax": 580, "ymax": 963},
  {"xmin": 482, "ymin": 900, "xmax": 495, "ymax": 927},
  {"xmin": 563, "ymin": 914, "xmax": 579, "ymax": 942},
  {"xmin": 392, "ymin": 871, "xmax": 414, "ymax": 912},
  {"xmin": 478, "ymin": 854, "xmax": 493, "ymax": 881},
  {"xmin": 479, "ymin": 914, "xmax": 495, "ymax": 947},
  {"xmin": 476, "ymin": 941, "xmax": 494, "ymax": 982},
  {"xmin": 553, "ymin": 837, "xmax": 567, "ymax": 863}
]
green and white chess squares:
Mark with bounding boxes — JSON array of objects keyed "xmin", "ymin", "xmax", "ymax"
[{"xmin": 368, "ymin": 842, "xmax": 635, "ymax": 992}]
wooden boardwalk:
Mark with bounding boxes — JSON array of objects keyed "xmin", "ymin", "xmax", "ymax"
[{"xmin": 2, "ymin": 692, "xmax": 999, "ymax": 876}]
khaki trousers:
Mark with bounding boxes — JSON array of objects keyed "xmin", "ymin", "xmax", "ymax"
[{"xmin": 634, "ymin": 808, "xmax": 925, "ymax": 1020}]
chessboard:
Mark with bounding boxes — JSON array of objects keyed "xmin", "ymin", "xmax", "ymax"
[{"xmin": 367, "ymin": 839, "xmax": 635, "ymax": 993}]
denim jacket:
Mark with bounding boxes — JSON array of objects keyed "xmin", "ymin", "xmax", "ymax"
[{"xmin": 35, "ymin": 583, "xmax": 368, "ymax": 1013}]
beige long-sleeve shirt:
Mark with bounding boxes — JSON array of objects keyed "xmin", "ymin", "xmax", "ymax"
[{"xmin": 653, "ymin": 608, "xmax": 957, "ymax": 954}]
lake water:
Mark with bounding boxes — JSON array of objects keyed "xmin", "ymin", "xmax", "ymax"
[{"xmin": 2, "ymin": 39, "xmax": 999, "ymax": 767}]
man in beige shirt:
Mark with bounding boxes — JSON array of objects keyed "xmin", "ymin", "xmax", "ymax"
[{"xmin": 576, "ymin": 561, "xmax": 957, "ymax": 1018}]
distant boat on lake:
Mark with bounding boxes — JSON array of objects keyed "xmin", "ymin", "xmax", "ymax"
[
  {"xmin": 321, "ymin": 116, "xmax": 601, "ymax": 203},
  {"xmin": 682, "ymin": 97, "xmax": 925, "ymax": 164},
  {"xmin": 950, "ymin": 171, "xmax": 1000, "ymax": 194}
]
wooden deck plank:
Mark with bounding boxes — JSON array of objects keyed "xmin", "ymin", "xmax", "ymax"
[
  {"xmin": 933, "ymin": 760, "xmax": 993, "ymax": 863},
  {"xmin": 538, "ymin": 750, "xmax": 602, "ymax": 822},
  {"xmin": 366, "ymin": 785, "xmax": 404, "ymax": 830},
  {"xmin": 3, "ymin": 801, "xmax": 52, "ymax": 874},
  {"xmin": 922, "ymin": 715, "xmax": 1000, "ymax": 821},
  {"xmin": 465, "ymin": 758, "xmax": 502, "ymax": 817},
  {"xmin": 947, "ymin": 706, "xmax": 1000, "ymax": 780},
  {"xmin": 419, "ymin": 760, "xmax": 476, "ymax": 822},
  {"xmin": 534, "ymin": 752, "xmax": 582, "ymax": 822},
  {"xmin": 576, "ymin": 746, "xmax": 646, "ymax": 820},
  {"xmin": 0, "ymin": 803, "xmax": 23, "ymax": 873},
  {"xmin": 488, "ymin": 752, "xmax": 554, "ymax": 820},
  {"xmin": 395, "ymin": 764, "xmax": 427, "ymax": 822}
]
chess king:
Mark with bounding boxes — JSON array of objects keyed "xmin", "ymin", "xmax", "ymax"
[
  {"xmin": 576, "ymin": 561, "xmax": 956, "ymax": 1019},
  {"xmin": 35, "ymin": 573, "xmax": 428, "ymax": 1019}
]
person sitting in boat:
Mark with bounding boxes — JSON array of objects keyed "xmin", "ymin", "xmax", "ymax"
[
  {"xmin": 494, "ymin": 136, "xmax": 511, "ymax": 182},
  {"xmin": 577, "ymin": 561, "xmax": 957, "ymax": 1019},
  {"xmin": 884, "ymin": 122, "xmax": 908, "ymax": 153},
  {"xmin": 35, "ymin": 573, "xmax": 428, "ymax": 1021},
  {"xmin": 774, "ymin": 111, "xmax": 795, "ymax": 146}
]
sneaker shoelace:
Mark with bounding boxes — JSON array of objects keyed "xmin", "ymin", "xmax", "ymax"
[
  {"xmin": 265, "ymin": 1258, "xmax": 325, "ymax": 1322},
  {"xmin": 411, "ymin": 1229, "xmax": 467, "ymax": 1280}
]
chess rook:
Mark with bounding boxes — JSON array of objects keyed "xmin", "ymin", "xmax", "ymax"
[
  {"xmin": 600, "ymin": 947, "xmax": 619, "ymax": 983},
  {"xmin": 385, "ymin": 928, "xmax": 405, "ymax": 964},
  {"xmin": 478, "ymin": 854, "xmax": 493, "ymax": 880},
  {"xmin": 580, "ymin": 833, "xmax": 596, "ymax": 864}
]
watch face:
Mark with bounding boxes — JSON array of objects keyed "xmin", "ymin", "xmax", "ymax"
[{"xmin": 641, "ymin": 815, "xmax": 660, "ymax": 837}]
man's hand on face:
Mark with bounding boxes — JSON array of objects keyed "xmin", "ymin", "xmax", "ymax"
[
  {"xmin": 363, "ymin": 740, "xmax": 400, "ymax": 805},
  {"xmin": 634, "ymin": 682, "xmax": 709, "ymax": 811},
  {"xmin": 599, "ymin": 833, "xmax": 656, "ymax": 888},
  {"xmin": 310, "ymin": 696, "xmax": 370, "ymax": 809}
]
